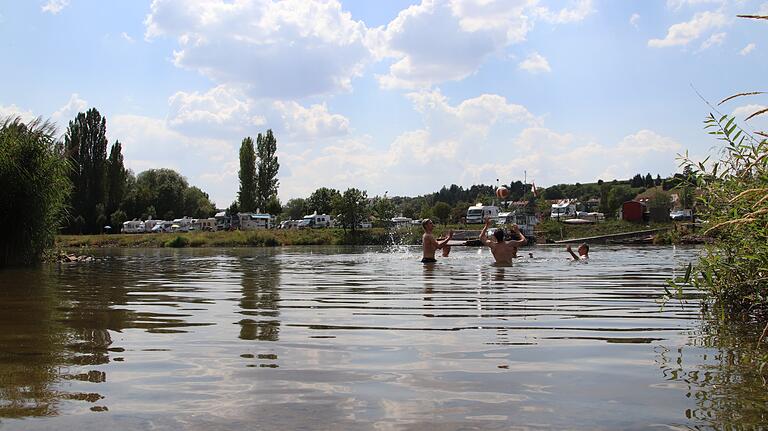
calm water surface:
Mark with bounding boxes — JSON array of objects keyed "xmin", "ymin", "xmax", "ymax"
[{"xmin": 0, "ymin": 245, "xmax": 766, "ymax": 430}]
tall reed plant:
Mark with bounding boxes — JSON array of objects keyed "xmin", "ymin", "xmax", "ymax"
[
  {"xmin": 680, "ymin": 110, "xmax": 768, "ymax": 318},
  {"xmin": 0, "ymin": 117, "xmax": 71, "ymax": 266}
]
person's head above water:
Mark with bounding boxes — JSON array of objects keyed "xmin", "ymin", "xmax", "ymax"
[
  {"xmin": 493, "ymin": 228, "xmax": 505, "ymax": 242},
  {"xmin": 578, "ymin": 243, "xmax": 589, "ymax": 256},
  {"xmin": 421, "ymin": 219, "xmax": 434, "ymax": 232}
]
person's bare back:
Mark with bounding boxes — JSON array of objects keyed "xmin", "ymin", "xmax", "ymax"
[{"xmin": 479, "ymin": 217, "xmax": 527, "ymax": 265}]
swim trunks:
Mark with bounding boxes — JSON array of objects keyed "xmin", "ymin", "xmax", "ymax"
[{"xmin": 421, "ymin": 257, "xmax": 437, "ymax": 263}]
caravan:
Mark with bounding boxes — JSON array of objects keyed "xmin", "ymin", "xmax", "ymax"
[
  {"xmin": 238, "ymin": 213, "xmax": 272, "ymax": 230},
  {"xmin": 466, "ymin": 203, "xmax": 499, "ymax": 224},
  {"xmin": 299, "ymin": 212, "xmax": 332, "ymax": 228},
  {"xmin": 122, "ymin": 219, "xmax": 145, "ymax": 234},
  {"xmin": 497, "ymin": 211, "xmax": 539, "ymax": 237},
  {"xmin": 550, "ymin": 200, "xmax": 577, "ymax": 220}
]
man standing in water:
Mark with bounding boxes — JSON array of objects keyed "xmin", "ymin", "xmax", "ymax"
[
  {"xmin": 479, "ymin": 216, "xmax": 527, "ymax": 264},
  {"xmin": 421, "ymin": 219, "xmax": 453, "ymax": 263},
  {"xmin": 566, "ymin": 243, "xmax": 589, "ymax": 261}
]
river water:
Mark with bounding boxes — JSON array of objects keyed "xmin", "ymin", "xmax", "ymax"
[{"xmin": 0, "ymin": 245, "xmax": 766, "ymax": 430}]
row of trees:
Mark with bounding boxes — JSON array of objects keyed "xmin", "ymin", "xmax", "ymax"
[
  {"xmin": 277, "ymin": 172, "xmax": 689, "ymax": 228},
  {"xmin": 62, "ymin": 108, "xmax": 216, "ymax": 233}
]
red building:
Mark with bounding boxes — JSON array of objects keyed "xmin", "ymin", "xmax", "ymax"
[{"xmin": 622, "ymin": 201, "xmax": 646, "ymax": 222}]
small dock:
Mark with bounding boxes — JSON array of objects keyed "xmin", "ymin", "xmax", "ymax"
[{"xmin": 553, "ymin": 228, "xmax": 671, "ymax": 245}]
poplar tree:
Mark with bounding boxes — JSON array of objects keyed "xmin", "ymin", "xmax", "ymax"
[
  {"xmin": 256, "ymin": 130, "xmax": 279, "ymax": 211},
  {"xmin": 238, "ymin": 137, "xmax": 257, "ymax": 212},
  {"xmin": 106, "ymin": 140, "xmax": 126, "ymax": 221},
  {"xmin": 64, "ymin": 108, "xmax": 108, "ymax": 233}
]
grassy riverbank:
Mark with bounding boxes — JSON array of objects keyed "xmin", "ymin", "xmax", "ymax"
[
  {"xmin": 56, "ymin": 227, "xmax": 429, "ymax": 248},
  {"xmin": 55, "ymin": 220, "xmax": 699, "ymax": 250}
]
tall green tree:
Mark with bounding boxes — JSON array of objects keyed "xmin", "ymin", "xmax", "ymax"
[
  {"xmin": 283, "ymin": 198, "xmax": 307, "ymax": 220},
  {"xmin": 183, "ymin": 186, "xmax": 216, "ymax": 218},
  {"xmin": 432, "ymin": 201, "xmax": 452, "ymax": 225},
  {"xmin": 333, "ymin": 188, "xmax": 369, "ymax": 232},
  {"xmin": 238, "ymin": 136, "xmax": 257, "ymax": 212},
  {"xmin": 105, "ymin": 140, "xmax": 126, "ymax": 222},
  {"xmin": 0, "ymin": 117, "xmax": 71, "ymax": 266},
  {"xmin": 265, "ymin": 195, "xmax": 282, "ymax": 217},
  {"xmin": 64, "ymin": 108, "xmax": 108, "ymax": 233},
  {"xmin": 134, "ymin": 168, "xmax": 189, "ymax": 220},
  {"xmin": 307, "ymin": 187, "xmax": 341, "ymax": 215},
  {"xmin": 371, "ymin": 195, "xmax": 396, "ymax": 223},
  {"xmin": 256, "ymin": 130, "xmax": 280, "ymax": 211}
]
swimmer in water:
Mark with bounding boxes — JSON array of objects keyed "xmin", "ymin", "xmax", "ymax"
[
  {"xmin": 421, "ymin": 219, "xmax": 452, "ymax": 263},
  {"xmin": 566, "ymin": 243, "xmax": 589, "ymax": 261},
  {"xmin": 479, "ymin": 217, "xmax": 527, "ymax": 265}
]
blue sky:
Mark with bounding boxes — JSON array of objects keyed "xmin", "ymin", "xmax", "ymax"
[{"xmin": 1, "ymin": 0, "xmax": 766, "ymax": 207}]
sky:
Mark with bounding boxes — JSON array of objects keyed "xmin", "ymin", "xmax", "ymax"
[{"xmin": 1, "ymin": 0, "xmax": 766, "ymax": 208}]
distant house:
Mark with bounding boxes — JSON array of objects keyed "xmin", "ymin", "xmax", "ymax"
[{"xmin": 621, "ymin": 201, "xmax": 646, "ymax": 222}]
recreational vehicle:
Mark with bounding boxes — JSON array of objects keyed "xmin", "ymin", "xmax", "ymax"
[
  {"xmin": 299, "ymin": 212, "xmax": 332, "ymax": 228},
  {"xmin": 496, "ymin": 211, "xmax": 539, "ymax": 237},
  {"xmin": 391, "ymin": 216, "xmax": 413, "ymax": 228},
  {"xmin": 192, "ymin": 218, "xmax": 217, "ymax": 231},
  {"xmin": 122, "ymin": 219, "xmax": 145, "ymax": 234},
  {"xmin": 238, "ymin": 213, "xmax": 272, "ymax": 230},
  {"xmin": 466, "ymin": 203, "xmax": 500, "ymax": 224},
  {"xmin": 550, "ymin": 200, "xmax": 578, "ymax": 220}
]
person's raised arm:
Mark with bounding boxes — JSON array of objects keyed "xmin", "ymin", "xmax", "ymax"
[
  {"xmin": 437, "ymin": 230, "xmax": 453, "ymax": 249},
  {"xmin": 566, "ymin": 245, "xmax": 579, "ymax": 261},
  {"xmin": 479, "ymin": 217, "xmax": 492, "ymax": 246}
]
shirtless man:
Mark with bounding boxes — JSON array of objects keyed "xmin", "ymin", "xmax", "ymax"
[
  {"xmin": 479, "ymin": 216, "xmax": 527, "ymax": 264},
  {"xmin": 566, "ymin": 243, "xmax": 589, "ymax": 261},
  {"xmin": 421, "ymin": 219, "xmax": 453, "ymax": 263}
]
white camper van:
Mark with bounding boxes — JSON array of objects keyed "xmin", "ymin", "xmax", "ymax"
[
  {"xmin": 299, "ymin": 212, "xmax": 332, "ymax": 228},
  {"xmin": 237, "ymin": 213, "xmax": 272, "ymax": 230},
  {"xmin": 122, "ymin": 219, "xmax": 145, "ymax": 234},
  {"xmin": 466, "ymin": 203, "xmax": 500, "ymax": 224},
  {"xmin": 550, "ymin": 200, "xmax": 578, "ymax": 220}
]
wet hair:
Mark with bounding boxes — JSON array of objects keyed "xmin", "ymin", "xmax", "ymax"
[
  {"xmin": 421, "ymin": 219, "xmax": 432, "ymax": 229},
  {"xmin": 493, "ymin": 229, "xmax": 505, "ymax": 242},
  {"xmin": 580, "ymin": 243, "xmax": 589, "ymax": 252}
]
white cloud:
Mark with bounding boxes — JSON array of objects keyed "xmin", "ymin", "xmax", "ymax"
[
  {"xmin": 120, "ymin": 32, "xmax": 135, "ymax": 43},
  {"xmin": 110, "ymin": 114, "xmax": 236, "ymax": 206},
  {"xmin": 699, "ymin": 31, "xmax": 726, "ymax": 50},
  {"xmin": 51, "ymin": 93, "xmax": 88, "ymax": 124},
  {"xmin": 373, "ymin": 0, "xmax": 591, "ymax": 89},
  {"xmin": 41, "ymin": 0, "xmax": 70, "ymax": 14},
  {"xmin": 166, "ymin": 85, "xmax": 350, "ymax": 141},
  {"xmin": 630, "ymin": 13, "xmax": 640, "ymax": 28},
  {"xmin": 144, "ymin": 0, "xmax": 371, "ymax": 99},
  {"xmin": 167, "ymin": 86, "xmax": 264, "ymax": 138},
  {"xmin": 761, "ymin": 2, "xmax": 768, "ymax": 15},
  {"xmin": 666, "ymin": 0, "xmax": 725, "ymax": 11},
  {"xmin": 535, "ymin": 0, "xmax": 595, "ymax": 24},
  {"xmin": 739, "ymin": 42, "xmax": 756, "ymax": 55},
  {"xmin": 648, "ymin": 11, "xmax": 728, "ymax": 48},
  {"xmin": 0, "ymin": 104, "xmax": 37, "ymax": 124},
  {"xmin": 518, "ymin": 52, "xmax": 551, "ymax": 74},
  {"xmin": 272, "ymin": 101, "xmax": 350, "ymax": 140}
]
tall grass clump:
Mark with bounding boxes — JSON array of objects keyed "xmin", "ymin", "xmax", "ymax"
[
  {"xmin": 0, "ymin": 117, "xmax": 71, "ymax": 266},
  {"xmin": 164, "ymin": 235, "xmax": 190, "ymax": 248},
  {"xmin": 679, "ymin": 109, "xmax": 768, "ymax": 319}
]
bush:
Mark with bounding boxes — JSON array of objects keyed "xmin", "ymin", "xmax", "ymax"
[
  {"xmin": 164, "ymin": 235, "xmax": 190, "ymax": 248},
  {"xmin": 0, "ymin": 117, "xmax": 71, "ymax": 266}
]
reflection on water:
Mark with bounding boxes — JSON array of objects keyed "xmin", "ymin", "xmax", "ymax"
[{"xmin": 0, "ymin": 245, "xmax": 765, "ymax": 430}]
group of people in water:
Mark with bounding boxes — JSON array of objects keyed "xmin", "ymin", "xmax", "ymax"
[{"xmin": 420, "ymin": 216, "xmax": 589, "ymax": 264}]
